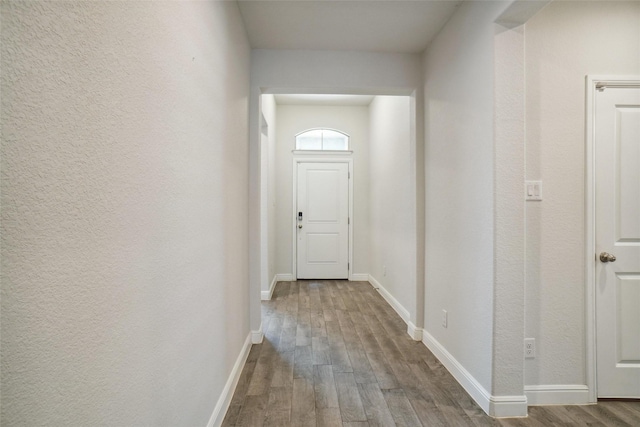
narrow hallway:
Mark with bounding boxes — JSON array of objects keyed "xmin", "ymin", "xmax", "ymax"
[{"xmin": 222, "ymin": 281, "xmax": 640, "ymax": 426}]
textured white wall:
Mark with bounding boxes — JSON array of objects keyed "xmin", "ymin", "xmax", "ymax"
[
  {"xmin": 268, "ymin": 107, "xmax": 278, "ymax": 289},
  {"xmin": 1, "ymin": 2, "xmax": 251, "ymax": 425},
  {"xmin": 275, "ymin": 105, "xmax": 370, "ymax": 277},
  {"xmin": 260, "ymin": 94, "xmax": 277, "ymax": 292},
  {"xmin": 251, "ymin": 49, "xmax": 422, "ymax": 94},
  {"xmin": 368, "ymin": 96, "xmax": 416, "ymax": 318},
  {"xmin": 422, "ymin": 0, "xmax": 514, "ymax": 394},
  {"xmin": 493, "ymin": 23, "xmax": 526, "ymax": 398},
  {"xmin": 267, "ymin": 98, "xmax": 278, "ymax": 290},
  {"xmin": 524, "ymin": 1, "xmax": 640, "ymax": 387}
]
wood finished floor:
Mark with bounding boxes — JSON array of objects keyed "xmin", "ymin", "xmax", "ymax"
[{"xmin": 222, "ymin": 280, "xmax": 640, "ymax": 427}]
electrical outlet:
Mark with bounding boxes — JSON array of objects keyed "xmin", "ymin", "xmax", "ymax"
[
  {"xmin": 383, "ymin": 265, "xmax": 387, "ymax": 277},
  {"xmin": 442, "ymin": 310, "xmax": 448, "ymax": 328},
  {"xmin": 524, "ymin": 338, "xmax": 535, "ymax": 359}
]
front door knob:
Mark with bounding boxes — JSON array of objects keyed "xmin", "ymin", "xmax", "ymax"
[{"xmin": 599, "ymin": 252, "xmax": 616, "ymax": 263}]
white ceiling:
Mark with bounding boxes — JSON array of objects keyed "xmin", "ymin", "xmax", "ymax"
[
  {"xmin": 237, "ymin": 0, "xmax": 463, "ymax": 54},
  {"xmin": 275, "ymin": 94, "xmax": 375, "ymax": 106}
]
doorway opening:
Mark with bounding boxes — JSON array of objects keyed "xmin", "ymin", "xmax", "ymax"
[{"xmin": 256, "ymin": 92, "xmax": 420, "ymax": 332}]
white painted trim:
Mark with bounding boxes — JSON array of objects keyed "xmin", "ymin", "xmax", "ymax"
[
  {"xmin": 422, "ymin": 331, "xmax": 527, "ymax": 417},
  {"xmin": 251, "ymin": 323, "xmax": 264, "ymax": 344},
  {"xmin": 368, "ymin": 276, "xmax": 422, "ymax": 341},
  {"xmin": 292, "ymin": 150, "xmax": 353, "ymax": 156},
  {"xmin": 262, "ymin": 274, "xmax": 298, "ymax": 300},
  {"xmin": 525, "ymin": 385, "xmax": 590, "ymax": 406},
  {"xmin": 585, "ymin": 75, "xmax": 598, "ymax": 404},
  {"xmin": 261, "ymin": 275, "xmax": 278, "ymax": 300},
  {"xmin": 207, "ymin": 333, "xmax": 253, "ymax": 427},
  {"xmin": 422, "ymin": 331, "xmax": 492, "ymax": 414},
  {"xmin": 347, "ymin": 166, "xmax": 355, "ymax": 281},
  {"xmin": 368, "ymin": 275, "xmax": 410, "ymax": 324},
  {"xmin": 276, "ymin": 273, "xmax": 294, "ymax": 282},
  {"xmin": 584, "ymin": 75, "xmax": 640, "ymax": 403},
  {"xmin": 292, "ymin": 157, "xmax": 353, "ymax": 280},
  {"xmin": 489, "ymin": 395, "xmax": 528, "ymax": 418},
  {"xmin": 350, "ymin": 273, "xmax": 369, "ymax": 281},
  {"xmin": 407, "ymin": 321, "xmax": 423, "ymax": 341}
]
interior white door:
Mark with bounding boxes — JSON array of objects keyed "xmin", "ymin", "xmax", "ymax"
[
  {"xmin": 595, "ymin": 83, "xmax": 640, "ymax": 398},
  {"xmin": 296, "ymin": 162, "xmax": 349, "ymax": 279}
]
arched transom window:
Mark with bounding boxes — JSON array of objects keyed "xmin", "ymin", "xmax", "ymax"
[{"xmin": 295, "ymin": 128, "xmax": 350, "ymax": 151}]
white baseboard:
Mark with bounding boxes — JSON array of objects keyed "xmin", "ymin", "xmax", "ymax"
[
  {"xmin": 407, "ymin": 321, "xmax": 423, "ymax": 341},
  {"xmin": 350, "ymin": 273, "xmax": 370, "ymax": 281},
  {"xmin": 261, "ymin": 275, "xmax": 278, "ymax": 301},
  {"xmin": 368, "ymin": 275, "xmax": 423, "ymax": 342},
  {"xmin": 422, "ymin": 331, "xmax": 527, "ymax": 418},
  {"xmin": 525, "ymin": 384, "xmax": 590, "ymax": 405},
  {"xmin": 368, "ymin": 275, "xmax": 410, "ymax": 324},
  {"xmin": 261, "ymin": 274, "xmax": 296, "ymax": 300},
  {"xmin": 489, "ymin": 395, "xmax": 528, "ymax": 418},
  {"xmin": 206, "ymin": 333, "xmax": 253, "ymax": 427},
  {"xmin": 251, "ymin": 323, "xmax": 264, "ymax": 344}
]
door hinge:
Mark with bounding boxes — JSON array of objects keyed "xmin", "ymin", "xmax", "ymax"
[
  {"xmin": 348, "ymin": 171, "xmax": 351, "ymax": 179},
  {"xmin": 348, "ymin": 217, "xmax": 350, "ymax": 224}
]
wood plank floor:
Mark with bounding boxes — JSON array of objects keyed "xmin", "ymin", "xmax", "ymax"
[{"xmin": 222, "ymin": 280, "xmax": 640, "ymax": 426}]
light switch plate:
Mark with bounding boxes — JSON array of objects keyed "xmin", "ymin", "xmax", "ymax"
[{"xmin": 525, "ymin": 181, "xmax": 542, "ymax": 201}]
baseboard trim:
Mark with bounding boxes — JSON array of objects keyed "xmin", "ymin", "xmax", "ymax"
[
  {"xmin": 276, "ymin": 273, "xmax": 294, "ymax": 282},
  {"xmin": 525, "ymin": 384, "xmax": 590, "ymax": 405},
  {"xmin": 368, "ymin": 275, "xmax": 423, "ymax": 342},
  {"xmin": 490, "ymin": 395, "xmax": 528, "ymax": 418},
  {"xmin": 350, "ymin": 273, "xmax": 370, "ymax": 281},
  {"xmin": 422, "ymin": 331, "xmax": 527, "ymax": 417},
  {"xmin": 368, "ymin": 275, "xmax": 410, "ymax": 324},
  {"xmin": 261, "ymin": 274, "xmax": 296, "ymax": 300},
  {"xmin": 251, "ymin": 323, "xmax": 264, "ymax": 344},
  {"xmin": 206, "ymin": 333, "xmax": 253, "ymax": 427},
  {"xmin": 261, "ymin": 275, "xmax": 278, "ymax": 301},
  {"xmin": 422, "ymin": 330, "xmax": 492, "ymax": 414},
  {"xmin": 407, "ymin": 321, "xmax": 423, "ymax": 341}
]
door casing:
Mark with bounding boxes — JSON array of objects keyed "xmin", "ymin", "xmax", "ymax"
[
  {"xmin": 292, "ymin": 155, "xmax": 353, "ymax": 281},
  {"xmin": 585, "ymin": 75, "xmax": 640, "ymax": 402}
]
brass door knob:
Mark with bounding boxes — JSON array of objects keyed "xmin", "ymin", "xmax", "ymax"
[{"xmin": 599, "ymin": 252, "xmax": 616, "ymax": 263}]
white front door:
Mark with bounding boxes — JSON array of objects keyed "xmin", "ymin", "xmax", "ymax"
[
  {"xmin": 595, "ymin": 82, "xmax": 640, "ymax": 398},
  {"xmin": 296, "ymin": 162, "xmax": 349, "ymax": 279}
]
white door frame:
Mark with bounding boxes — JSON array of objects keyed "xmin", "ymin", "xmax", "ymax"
[
  {"xmin": 585, "ymin": 75, "xmax": 640, "ymax": 402},
  {"xmin": 292, "ymin": 155, "xmax": 353, "ymax": 281}
]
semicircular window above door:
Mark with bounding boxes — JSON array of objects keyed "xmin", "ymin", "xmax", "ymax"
[{"xmin": 295, "ymin": 128, "xmax": 349, "ymax": 151}]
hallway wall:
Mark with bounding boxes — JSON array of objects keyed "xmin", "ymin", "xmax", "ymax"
[
  {"xmin": 1, "ymin": 2, "xmax": 251, "ymax": 425},
  {"xmin": 524, "ymin": 0, "xmax": 640, "ymax": 389},
  {"xmin": 422, "ymin": 1, "xmax": 511, "ymax": 398},
  {"xmin": 368, "ymin": 96, "xmax": 416, "ymax": 318},
  {"xmin": 422, "ymin": 0, "xmax": 640, "ymax": 410},
  {"xmin": 260, "ymin": 94, "xmax": 278, "ymax": 295},
  {"xmin": 274, "ymin": 105, "xmax": 370, "ymax": 277}
]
